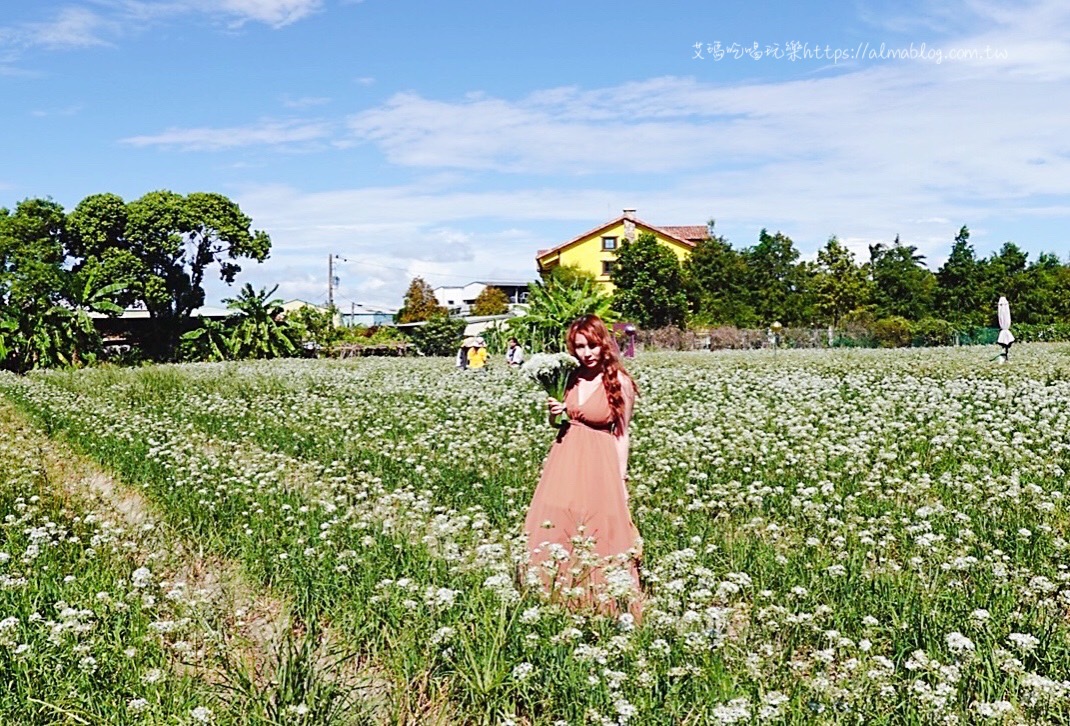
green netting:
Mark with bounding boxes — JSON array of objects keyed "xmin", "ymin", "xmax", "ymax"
[{"xmin": 953, "ymin": 327, "xmax": 1000, "ymax": 346}]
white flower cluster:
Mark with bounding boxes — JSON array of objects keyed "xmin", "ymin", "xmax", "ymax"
[{"xmin": 521, "ymin": 352, "xmax": 579, "ymax": 397}]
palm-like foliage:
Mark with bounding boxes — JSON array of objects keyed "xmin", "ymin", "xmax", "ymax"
[
  {"xmin": 508, "ymin": 276, "xmax": 615, "ymax": 353},
  {"xmin": 223, "ymin": 283, "xmax": 298, "ymax": 359},
  {"xmin": 180, "ymin": 318, "xmax": 233, "ymax": 362}
]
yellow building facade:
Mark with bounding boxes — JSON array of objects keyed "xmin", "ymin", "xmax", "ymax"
[{"xmin": 535, "ymin": 210, "xmax": 707, "ymax": 291}]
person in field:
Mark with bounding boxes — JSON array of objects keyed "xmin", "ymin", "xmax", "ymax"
[
  {"xmin": 523, "ymin": 315, "xmax": 642, "ymax": 620},
  {"xmin": 466, "ymin": 337, "xmax": 488, "ymax": 371},
  {"xmin": 505, "ymin": 336, "xmax": 525, "ymax": 367}
]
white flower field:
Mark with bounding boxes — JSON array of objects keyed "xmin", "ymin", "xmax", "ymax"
[{"xmin": 3, "ymin": 345, "xmax": 1070, "ymax": 724}]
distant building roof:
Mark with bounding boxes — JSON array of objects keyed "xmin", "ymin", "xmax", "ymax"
[
  {"xmin": 658, "ymin": 226, "xmax": 709, "ymax": 242},
  {"xmin": 89, "ymin": 306, "xmax": 233, "ymax": 319},
  {"xmin": 345, "ymin": 303, "xmax": 397, "ymax": 314}
]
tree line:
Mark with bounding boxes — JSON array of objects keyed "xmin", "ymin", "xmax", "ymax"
[
  {"xmin": 396, "ymin": 224, "xmax": 1070, "ymax": 355},
  {"xmin": 611, "ymin": 225, "xmax": 1070, "ymax": 335}
]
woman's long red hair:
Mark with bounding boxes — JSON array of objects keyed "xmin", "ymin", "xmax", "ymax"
[{"xmin": 566, "ymin": 315, "xmax": 636, "ymax": 433}]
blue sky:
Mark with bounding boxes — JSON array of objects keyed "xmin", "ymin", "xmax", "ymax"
[{"xmin": 2, "ymin": 0, "xmax": 1069, "ymax": 310}]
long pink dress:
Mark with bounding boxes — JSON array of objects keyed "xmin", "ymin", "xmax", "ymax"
[{"xmin": 523, "ymin": 376, "xmax": 642, "ymax": 619}]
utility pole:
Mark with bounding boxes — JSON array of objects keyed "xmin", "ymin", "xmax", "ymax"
[
  {"xmin": 328, "ymin": 254, "xmax": 346, "ymax": 312},
  {"xmin": 328, "ymin": 253, "xmax": 335, "ymax": 310}
]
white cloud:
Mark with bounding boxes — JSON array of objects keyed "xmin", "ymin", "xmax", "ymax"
[
  {"xmin": 281, "ymin": 95, "xmax": 331, "ymax": 108},
  {"xmin": 120, "ymin": 119, "xmax": 333, "ymax": 150},
  {"xmin": 16, "ymin": 6, "xmax": 117, "ymax": 50},
  {"xmin": 0, "ymin": 0, "xmax": 323, "ymax": 64},
  {"xmin": 224, "ymin": 182, "xmax": 594, "ymax": 307},
  {"xmin": 30, "ymin": 104, "xmax": 84, "ymax": 117},
  {"xmin": 213, "ymin": 0, "xmax": 323, "ymax": 28}
]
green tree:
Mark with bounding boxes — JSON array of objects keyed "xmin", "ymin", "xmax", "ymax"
[
  {"xmin": 1021, "ymin": 253, "xmax": 1070, "ymax": 323},
  {"xmin": 223, "ymin": 283, "xmax": 298, "ymax": 359},
  {"xmin": 508, "ymin": 275, "xmax": 615, "ymax": 353},
  {"xmin": 611, "ymin": 232, "xmax": 688, "ymax": 328},
  {"xmin": 397, "ymin": 277, "xmax": 447, "ymax": 323},
  {"xmin": 285, "ymin": 305, "xmax": 340, "ymax": 352},
  {"xmin": 66, "ymin": 193, "xmax": 142, "ymax": 309},
  {"xmin": 683, "ymin": 226, "xmax": 756, "ymax": 326},
  {"xmin": 741, "ymin": 229, "xmax": 815, "ymax": 326},
  {"xmin": 813, "ymin": 236, "xmax": 871, "ymax": 328},
  {"xmin": 471, "ymin": 286, "xmax": 510, "ymax": 315},
  {"xmin": 179, "ymin": 318, "xmax": 233, "ymax": 362},
  {"xmin": 934, "ymin": 226, "xmax": 985, "ymax": 325},
  {"xmin": 69, "ymin": 190, "xmax": 271, "ymax": 358},
  {"xmin": 0, "ymin": 198, "xmax": 80, "ymax": 371},
  {"xmin": 868, "ymin": 236, "xmax": 935, "ymax": 320},
  {"xmin": 984, "ymin": 242, "xmax": 1030, "ymax": 322},
  {"xmin": 407, "ymin": 315, "xmax": 465, "ymax": 356}
]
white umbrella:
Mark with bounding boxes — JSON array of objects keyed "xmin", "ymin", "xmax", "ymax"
[
  {"xmin": 997, "ymin": 297, "xmax": 1014, "ymax": 346},
  {"xmin": 996, "ymin": 296, "xmax": 1014, "ymax": 362}
]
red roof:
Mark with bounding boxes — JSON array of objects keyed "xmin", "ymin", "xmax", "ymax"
[{"xmin": 659, "ymin": 225, "xmax": 709, "ymax": 242}]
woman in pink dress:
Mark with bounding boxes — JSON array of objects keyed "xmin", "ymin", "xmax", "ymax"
[{"xmin": 523, "ymin": 315, "xmax": 642, "ymax": 620}]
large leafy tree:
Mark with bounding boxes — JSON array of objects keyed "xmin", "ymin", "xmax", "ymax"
[
  {"xmin": 744, "ymin": 229, "xmax": 813, "ymax": 326},
  {"xmin": 984, "ymin": 242, "xmax": 1030, "ymax": 321},
  {"xmin": 934, "ymin": 226, "xmax": 986, "ymax": 325},
  {"xmin": 1017, "ymin": 253, "xmax": 1066, "ymax": 324},
  {"xmin": 68, "ymin": 190, "xmax": 271, "ymax": 358},
  {"xmin": 868, "ymin": 236, "xmax": 936, "ymax": 320},
  {"xmin": 0, "ymin": 199, "xmax": 96, "ymax": 371},
  {"xmin": 611, "ymin": 232, "xmax": 689, "ymax": 328},
  {"xmin": 397, "ymin": 277, "xmax": 447, "ymax": 323},
  {"xmin": 683, "ymin": 226, "xmax": 756, "ymax": 326},
  {"xmin": 813, "ymin": 236, "xmax": 871, "ymax": 328},
  {"xmin": 471, "ymin": 286, "xmax": 510, "ymax": 315}
]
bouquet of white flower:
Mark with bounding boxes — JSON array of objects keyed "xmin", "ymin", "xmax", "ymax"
[{"xmin": 521, "ymin": 352, "xmax": 579, "ymax": 427}]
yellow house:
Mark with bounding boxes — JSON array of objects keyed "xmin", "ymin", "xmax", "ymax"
[{"xmin": 535, "ymin": 209, "xmax": 707, "ymax": 291}]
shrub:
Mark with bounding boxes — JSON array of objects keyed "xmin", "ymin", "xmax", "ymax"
[
  {"xmin": 870, "ymin": 317, "xmax": 913, "ymax": 348},
  {"xmin": 912, "ymin": 318, "xmax": 956, "ymax": 347},
  {"xmin": 406, "ymin": 315, "xmax": 465, "ymax": 356},
  {"xmin": 1014, "ymin": 323, "xmax": 1070, "ymax": 343}
]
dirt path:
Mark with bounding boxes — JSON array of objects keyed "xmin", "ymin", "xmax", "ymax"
[{"xmin": 0, "ymin": 400, "xmax": 396, "ymax": 723}]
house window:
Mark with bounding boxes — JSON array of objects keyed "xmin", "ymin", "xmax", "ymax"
[
  {"xmin": 601, "ymin": 236, "xmax": 617, "ymax": 250},
  {"xmin": 602, "ymin": 260, "xmax": 616, "ymax": 275}
]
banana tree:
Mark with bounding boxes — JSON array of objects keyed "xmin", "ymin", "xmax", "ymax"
[
  {"xmin": 223, "ymin": 283, "xmax": 298, "ymax": 359},
  {"xmin": 508, "ymin": 276, "xmax": 616, "ymax": 352},
  {"xmin": 180, "ymin": 318, "xmax": 234, "ymax": 362}
]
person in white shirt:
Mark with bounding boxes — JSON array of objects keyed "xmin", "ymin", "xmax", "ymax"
[{"xmin": 505, "ymin": 337, "xmax": 524, "ymax": 367}]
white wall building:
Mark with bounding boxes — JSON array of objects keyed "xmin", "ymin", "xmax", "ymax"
[{"xmin": 433, "ymin": 281, "xmax": 531, "ymax": 315}]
